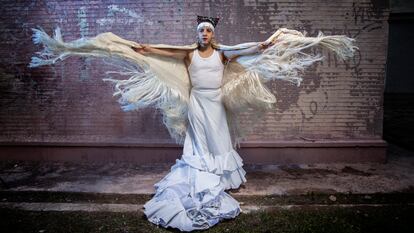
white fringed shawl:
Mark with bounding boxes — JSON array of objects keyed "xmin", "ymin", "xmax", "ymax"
[{"xmin": 29, "ymin": 27, "xmax": 357, "ymax": 147}]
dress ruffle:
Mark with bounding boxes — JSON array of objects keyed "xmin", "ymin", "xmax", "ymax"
[
  {"xmin": 144, "ymin": 155, "xmax": 245, "ymax": 231},
  {"xmin": 182, "ymin": 149, "xmax": 243, "ymax": 173},
  {"xmin": 182, "ymin": 149, "xmax": 247, "ymax": 190}
]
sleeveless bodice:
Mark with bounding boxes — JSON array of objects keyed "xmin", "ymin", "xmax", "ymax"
[{"xmin": 188, "ymin": 49, "xmax": 224, "ymax": 89}]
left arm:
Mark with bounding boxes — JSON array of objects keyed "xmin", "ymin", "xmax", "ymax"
[{"xmin": 223, "ymin": 41, "xmax": 276, "ymax": 61}]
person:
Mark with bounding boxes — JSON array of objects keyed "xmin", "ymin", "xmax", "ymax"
[
  {"xmin": 29, "ymin": 15, "xmax": 357, "ymax": 232},
  {"xmin": 133, "ymin": 16, "xmax": 274, "ymax": 70},
  {"xmin": 132, "ymin": 16, "xmax": 275, "ymax": 231}
]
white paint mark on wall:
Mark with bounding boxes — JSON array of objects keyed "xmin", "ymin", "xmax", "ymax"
[
  {"xmin": 77, "ymin": 6, "xmax": 89, "ymax": 37},
  {"xmin": 77, "ymin": 6, "xmax": 90, "ymax": 81},
  {"xmin": 108, "ymin": 5, "xmax": 141, "ymax": 19},
  {"xmin": 96, "ymin": 4, "xmax": 153, "ymax": 26},
  {"xmin": 96, "ymin": 18, "xmax": 115, "ymax": 26}
]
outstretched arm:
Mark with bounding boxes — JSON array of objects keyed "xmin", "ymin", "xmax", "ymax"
[
  {"xmin": 132, "ymin": 44, "xmax": 188, "ymax": 60},
  {"xmin": 223, "ymin": 40, "xmax": 277, "ymax": 61}
]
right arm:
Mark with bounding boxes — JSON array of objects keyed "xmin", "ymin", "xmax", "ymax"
[{"xmin": 132, "ymin": 44, "xmax": 188, "ymax": 60}]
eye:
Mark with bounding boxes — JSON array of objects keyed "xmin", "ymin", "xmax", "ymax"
[{"xmin": 206, "ymin": 28, "xmax": 212, "ymax": 32}]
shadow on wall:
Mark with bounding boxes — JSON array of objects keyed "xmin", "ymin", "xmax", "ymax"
[{"xmin": 384, "ymin": 1, "xmax": 414, "ymax": 151}]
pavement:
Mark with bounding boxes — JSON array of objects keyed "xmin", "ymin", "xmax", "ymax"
[
  {"xmin": 1, "ymin": 142, "xmax": 414, "ymax": 196},
  {"xmin": 0, "ymin": 142, "xmax": 413, "ymax": 232}
]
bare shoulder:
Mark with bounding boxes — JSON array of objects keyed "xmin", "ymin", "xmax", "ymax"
[
  {"xmin": 217, "ymin": 50, "xmax": 227, "ymax": 64},
  {"xmin": 188, "ymin": 50, "xmax": 194, "ymax": 60},
  {"xmin": 184, "ymin": 50, "xmax": 195, "ymax": 68}
]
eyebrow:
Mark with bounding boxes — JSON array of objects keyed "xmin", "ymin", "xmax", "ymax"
[{"xmin": 199, "ymin": 28, "xmax": 212, "ymax": 32}]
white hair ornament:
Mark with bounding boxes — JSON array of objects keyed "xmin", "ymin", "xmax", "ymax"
[{"xmin": 197, "ymin": 22, "xmax": 215, "ymax": 32}]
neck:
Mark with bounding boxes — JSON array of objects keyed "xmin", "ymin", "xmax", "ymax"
[{"xmin": 198, "ymin": 43, "xmax": 213, "ymax": 51}]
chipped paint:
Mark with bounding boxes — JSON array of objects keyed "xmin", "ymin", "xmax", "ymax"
[
  {"xmin": 108, "ymin": 4, "xmax": 141, "ymax": 19},
  {"xmin": 96, "ymin": 4, "xmax": 152, "ymax": 26},
  {"xmin": 77, "ymin": 6, "xmax": 90, "ymax": 81},
  {"xmin": 77, "ymin": 6, "xmax": 89, "ymax": 37}
]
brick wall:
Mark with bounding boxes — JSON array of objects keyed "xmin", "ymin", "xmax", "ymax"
[{"xmin": 0, "ymin": 0, "xmax": 389, "ymax": 162}]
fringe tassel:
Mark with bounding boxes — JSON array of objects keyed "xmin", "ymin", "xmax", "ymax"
[
  {"xmin": 29, "ymin": 27, "xmax": 188, "ymax": 143},
  {"xmin": 222, "ymin": 69, "xmax": 276, "ymax": 147},
  {"xmin": 29, "ymin": 26, "xmax": 357, "ymax": 146},
  {"xmin": 222, "ymin": 28, "xmax": 358, "ymax": 145},
  {"xmin": 102, "ymin": 62, "xmax": 188, "ymax": 142}
]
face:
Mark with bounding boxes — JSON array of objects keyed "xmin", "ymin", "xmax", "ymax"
[{"xmin": 197, "ymin": 26, "xmax": 214, "ymax": 47}]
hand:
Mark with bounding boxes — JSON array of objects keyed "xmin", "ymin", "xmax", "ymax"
[
  {"xmin": 258, "ymin": 39, "xmax": 278, "ymax": 51},
  {"xmin": 131, "ymin": 44, "xmax": 152, "ymax": 55}
]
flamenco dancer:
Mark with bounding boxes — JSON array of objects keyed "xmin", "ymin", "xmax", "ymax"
[{"xmin": 29, "ymin": 15, "xmax": 357, "ymax": 231}]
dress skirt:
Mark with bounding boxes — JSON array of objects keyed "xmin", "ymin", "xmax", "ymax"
[{"xmin": 143, "ymin": 87, "xmax": 247, "ymax": 231}]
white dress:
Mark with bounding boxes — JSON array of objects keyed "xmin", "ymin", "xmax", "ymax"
[{"xmin": 144, "ymin": 49, "xmax": 247, "ymax": 231}]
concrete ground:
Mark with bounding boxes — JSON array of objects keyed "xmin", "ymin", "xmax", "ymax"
[
  {"xmin": 0, "ymin": 142, "xmax": 413, "ymax": 232},
  {"xmin": 1, "ymin": 143, "xmax": 413, "ymax": 196}
]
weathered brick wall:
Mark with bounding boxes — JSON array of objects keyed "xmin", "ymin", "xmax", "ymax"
[{"xmin": 0, "ymin": 0, "xmax": 389, "ymax": 145}]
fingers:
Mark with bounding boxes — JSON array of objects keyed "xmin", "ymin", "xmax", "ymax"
[
  {"xmin": 260, "ymin": 41, "xmax": 275, "ymax": 50},
  {"xmin": 258, "ymin": 43, "xmax": 266, "ymax": 51},
  {"xmin": 131, "ymin": 44, "xmax": 150, "ymax": 55},
  {"xmin": 137, "ymin": 48, "xmax": 147, "ymax": 55}
]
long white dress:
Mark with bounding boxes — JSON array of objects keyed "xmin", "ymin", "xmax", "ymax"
[{"xmin": 143, "ymin": 49, "xmax": 247, "ymax": 231}]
